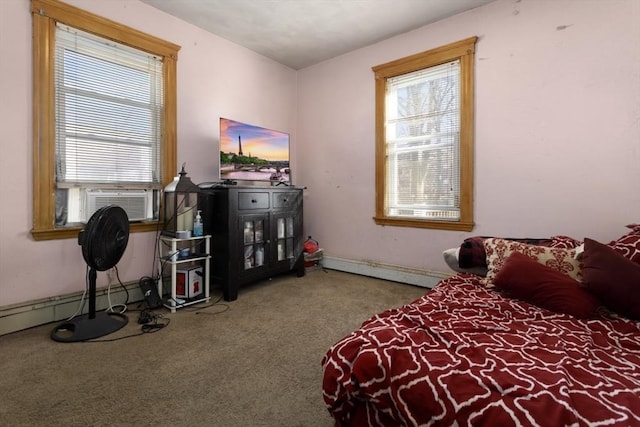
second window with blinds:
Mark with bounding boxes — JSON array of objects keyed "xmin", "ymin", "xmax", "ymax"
[{"xmin": 373, "ymin": 37, "xmax": 477, "ymax": 231}]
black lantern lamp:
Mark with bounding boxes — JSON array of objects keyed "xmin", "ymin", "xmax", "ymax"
[{"xmin": 163, "ymin": 164, "xmax": 201, "ymax": 237}]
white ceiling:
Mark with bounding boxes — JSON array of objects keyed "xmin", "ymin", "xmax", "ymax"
[{"xmin": 140, "ymin": 0, "xmax": 494, "ymax": 69}]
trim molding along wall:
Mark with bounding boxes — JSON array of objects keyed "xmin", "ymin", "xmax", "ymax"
[
  {"xmin": 0, "ymin": 260, "xmax": 448, "ymax": 335},
  {"xmin": 0, "ymin": 282, "xmax": 144, "ymax": 336},
  {"xmin": 322, "ymin": 256, "xmax": 448, "ymax": 288}
]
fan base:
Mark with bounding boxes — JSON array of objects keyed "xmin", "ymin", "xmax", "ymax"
[{"xmin": 51, "ymin": 311, "xmax": 128, "ymax": 342}]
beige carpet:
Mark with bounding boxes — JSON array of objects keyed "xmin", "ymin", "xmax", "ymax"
[{"xmin": 0, "ymin": 269, "xmax": 428, "ymax": 426}]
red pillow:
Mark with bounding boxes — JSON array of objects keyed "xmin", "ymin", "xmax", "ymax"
[
  {"xmin": 581, "ymin": 237, "xmax": 640, "ymax": 320},
  {"xmin": 493, "ymin": 252, "xmax": 599, "ymax": 318}
]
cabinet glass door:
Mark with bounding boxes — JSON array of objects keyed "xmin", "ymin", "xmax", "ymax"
[
  {"xmin": 275, "ymin": 216, "xmax": 295, "ymax": 261},
  {"xmin": 243, "ymin": 217, "xmax": 265, "ymax": 270}
]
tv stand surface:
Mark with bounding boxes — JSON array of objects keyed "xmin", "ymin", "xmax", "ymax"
[{"xmin": 199, "ymin": 185, "xmax": 304, "ymax": 301}]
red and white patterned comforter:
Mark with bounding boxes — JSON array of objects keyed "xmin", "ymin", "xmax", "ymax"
[{"xmin": 322, "ymin": 274, "xmax": 640, "ymax": 426}]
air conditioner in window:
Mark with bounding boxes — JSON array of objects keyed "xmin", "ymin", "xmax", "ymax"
[{"xmin": 84, "ymin": 189, "xmax": 150, "ymax": 222}]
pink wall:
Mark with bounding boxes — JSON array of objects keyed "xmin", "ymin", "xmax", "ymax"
[
  {"xmin": 296, "ymin": 0, "xmax": 640, "ymax": 273},
  {"xmin": 1, "ymin": 0, "xmax": 639, "ymax": 308},
  {"xmin": 0, "ymin": 0, "xmax": 297, "ymax": 306}
]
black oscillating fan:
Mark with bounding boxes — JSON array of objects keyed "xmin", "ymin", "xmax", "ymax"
[{"xmin": 51, "ymin": 205, "xmax": 130, "ymax": 342}]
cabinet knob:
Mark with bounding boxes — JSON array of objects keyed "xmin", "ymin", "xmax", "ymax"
[
  {"xmin": 251, "ymin": 199, "xmax": 257, "ymax": 203},
  {"xmin": 283, "ymin": 198, "xmax": 288, "ymax": 202}
]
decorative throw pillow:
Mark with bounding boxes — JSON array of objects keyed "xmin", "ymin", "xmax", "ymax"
[
  {"xmin": 493, "ymin": 252, "xmax": 599, "ymax": 318},
  {"xmin": 458, "ymin": 235, "xmax": 580, "ymax": 269},
  {"xmin": 581, "ymin": 237, "xmax": 640, "ymax": 320},
  {"xmin": 483, "ymin": 238, "xmax": 582, "ymax": 287},
  {"xmin": 606, "ymin": 224, "xmax": 640, "ymax": 264}
]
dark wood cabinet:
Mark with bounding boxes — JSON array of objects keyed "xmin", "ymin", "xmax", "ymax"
[{"xmin": 199, "ymin": 185, "xmax": 304, "ymax": 301}]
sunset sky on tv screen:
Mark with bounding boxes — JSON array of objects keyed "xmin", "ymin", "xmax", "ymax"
[{"xmin": 220, "ymin": 118, "xmax": 289, "ymax": 161}]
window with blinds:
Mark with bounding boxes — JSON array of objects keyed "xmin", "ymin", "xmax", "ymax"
[
  {"xmin": 32, "ymin": 0, "xmax": 179, "ymax": 240},
  {"xmin": 373, "ymin": 37, "xmax": 476, "ymax": 231},
  {"xmin": 385, "ymin": 60, "xmax": 460, "ymax": 220},
  {"xmin": 54, "ymin": 23, "xmax": 163, "ymax": 224}
]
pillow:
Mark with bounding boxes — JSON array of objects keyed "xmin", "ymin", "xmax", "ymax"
[
  {"xmin": 483, "ymin": 238, "xmax": 582, "ymax": 286},
  {"xmin": 458, "ymin": 237, "xmax": 492, "ymax": 269},
  {"xmin": 493, "ymin": 252, "xmax": 599, "ymax": 318},
  {"xmin": 442, "ymin": 247, "xmax": 488, "ymax": 276},
  {"xmin": 581, "ymin": 237, "xmax": 640, "ymax": 320},
  {"xmin": 458, "ymin": 235, "xmax": 580, "ymax": 269},
  {"xmin": 606, "ymin": 224, "xmax": 640, "ymax": 264}
]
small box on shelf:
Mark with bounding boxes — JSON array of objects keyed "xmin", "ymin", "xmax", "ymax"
[{"xmin": 176, "ymin": 265, "xmax": 204, "ymax": 299}]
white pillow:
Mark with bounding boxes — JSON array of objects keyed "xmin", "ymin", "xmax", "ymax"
[{"xmin": 574, "ymin": 243, "xmax": 585, "ymax": 259}]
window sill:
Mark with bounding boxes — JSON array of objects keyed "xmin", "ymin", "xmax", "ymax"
[
  {"xmin": 31, "ymin": 221, "xmax": 162, "ymax": 241},
  {"xmin": 373, "ymin": 216, "xmax": 474, "ymax": 231}
]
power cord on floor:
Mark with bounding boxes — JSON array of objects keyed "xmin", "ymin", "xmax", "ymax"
[
  {"xmin": 178, "ymin": 293, "xmax": 231, "ymax": 315},
  {"xmin": 138, "ymin": 308, "xmax": 159, "ymax": 324},
  {"xmin": 81, "ymin": 293, "xmax": 228, "ymax": 342},
  {"xmin": 141, "ymin": 320, "xmax": 169, "ymax": 333},
  {"xmin": 138, "ymin": 308, "xmax": 170, "ymax": 333}
]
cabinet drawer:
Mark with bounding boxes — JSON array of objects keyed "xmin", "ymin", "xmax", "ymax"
[
  {"xmin": 238, "ymin": 192, "xmax": 269, "ymax": 210},
  {"xmin": 272, "ymin": 192, "xmax": 298, "ymax": 209}
]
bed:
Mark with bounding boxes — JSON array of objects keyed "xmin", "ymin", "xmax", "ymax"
[{"xmin": 322, "ymin": 226, "xmax": 640, "ymax": 426}]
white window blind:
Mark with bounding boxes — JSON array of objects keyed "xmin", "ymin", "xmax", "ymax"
[
  {"xmin": 54, "ymin": 23, "xmax": 163, "ymax": 189},
  {"xmin": 384, "ymin": 60, "xmax": 461, "ymax": 220}
]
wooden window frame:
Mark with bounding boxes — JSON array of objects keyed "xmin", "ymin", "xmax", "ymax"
[
  {"xmin": 31, "ymin": 0, "xmax": 179, "ymax": 240},
  {"xmin": 372, "ymin": 37, "xmax": 477, "ymax": 231}
]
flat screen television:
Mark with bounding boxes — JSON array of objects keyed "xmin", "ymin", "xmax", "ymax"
[{"xmin": 219, "ymin": 117, "xmax": 290, "ymax": 184}]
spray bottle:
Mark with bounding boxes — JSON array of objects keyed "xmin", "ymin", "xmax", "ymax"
[{"xmin": 193, "ymin": 210, "xmax": 203, "ymax": 237}]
